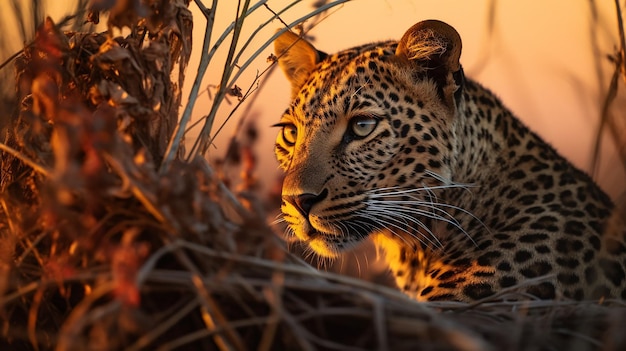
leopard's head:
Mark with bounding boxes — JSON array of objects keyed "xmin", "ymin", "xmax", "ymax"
[{"xmin": 273, "ymin": 20, "xmax": 465, "ymax": 257}]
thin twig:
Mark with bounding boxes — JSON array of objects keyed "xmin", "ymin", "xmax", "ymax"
[
  {"xmin": 257, "ymin": 266, "xmax": 286, "ymax": 351},
  {"xmin": 159, "ymin": 0, "xmax": 218, "ymax": 174},
  {"xmin": 0, "ymin": 48, "xmax": 29, "ymax": 71},
  {"xmin": 155, "ymin": 316, "xmax": 271, "ymax": 351},
  {"xmin": 0, "ymin": 13, "xmax": 82, "ymax": 71},
  {"xmin": 590, "ymin": 0, "xmax": 626, "ymax": 176},
  {"xmin": 591, "ymin": 58, "xmax": 624, "ymax": 176},
  {"xmin": 615, "ymin": 0, "xmax": 626, "ymax": 79},
  {"xmin": 15, "ymin": 230, "xmax": 47, "ymax": 267},
  {"xmin": 0, "ymin": 271, "xmax": 107, "ymax": 308},
  {"xmin": 102, "ymin": 153, "xmax": 170, "ymax": 226},
  {"xmin": 197, "ymin": 157, "xmax": 251, "ymax": 219},
  {"xmin": 56, "ymin": 282, "xmax": 118, "ymax": 350},
  {"xmin": 195, "ymin": 274, "xmax": 247, "ymax": 351},
  {"xmin": 0, "ymin": 198, "xmax": 18, "ymax": 238},
  {"xmin": 127, "ymin": 299, "xmax": 201, "ymax": 351},
  {"xmin": 193, "ymin": 276, "xmax": 235, "ymax": 351},
  {"xmin": 263, "ymin": 3, "xmax": 289, "ymax": 28},
  {"xmin": 0, "ymin": 143, "xmax": 51, "ymax": 177},
  {"xmin": 206, "ymin": 72, "xmax": 260, "ymax": 142},
  {"xmin": 189, "ymin": 0, "xmax": 252, "ymax": 158},
  {"xmin": 225, "ymin": 0, "xmax": 351, "ymax": 97},
  {"xmin": 466, "ymin": 0, "xmax": 498, "ymax": 76}
]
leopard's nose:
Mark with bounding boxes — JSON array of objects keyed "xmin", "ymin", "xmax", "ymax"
[{"xmin": 286, "ymin": 189, "xmax": 328, "ymax": 217}]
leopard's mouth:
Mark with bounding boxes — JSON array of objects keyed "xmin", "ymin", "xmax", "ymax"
[
  {"xmin": 280, "ymin": 195, "xmax": 375, "ymax": 257},
  {"xmin": 288, "ymin": 216, "xmax": 372, "ymax": 258}
]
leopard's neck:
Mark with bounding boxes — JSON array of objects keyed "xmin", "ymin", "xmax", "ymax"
[
  {"xmin": 449, "ymin": 79, "xmax": 527, "ymax": 185},
  {"xmin": 444, "ymin": 78, "xmax": 612, "ymax": 235}
]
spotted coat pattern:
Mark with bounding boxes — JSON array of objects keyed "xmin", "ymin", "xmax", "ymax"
[{"xmin": 273, "ymin": 20, "xmax": 626, "ymax": 302}]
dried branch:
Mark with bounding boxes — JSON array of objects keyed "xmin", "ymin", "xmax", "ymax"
[{"xmin": 591, "ymin": 0, "xmax": 626, "ymax": 177}]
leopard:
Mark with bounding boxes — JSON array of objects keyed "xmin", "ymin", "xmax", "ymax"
[{"xmin": 272, "ymin": 20, "xmax": 626, "ymax": 302}]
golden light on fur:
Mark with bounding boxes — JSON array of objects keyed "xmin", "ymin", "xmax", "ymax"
[{"xmin": 273, "ymin": 18, "xmax": 626, "ymax": 303}]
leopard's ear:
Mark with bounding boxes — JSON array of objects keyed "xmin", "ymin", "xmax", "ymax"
[
  {"xmin": 396, "ymin": 20, "xmax": 464, "ymax": 108},
  {"xmin": 274, "ymin": 30, "xmax": 327, "ymax": 98}
]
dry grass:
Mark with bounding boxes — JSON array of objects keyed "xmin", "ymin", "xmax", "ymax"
[{"xmin": 1, "ymin": 1, "xmax": 626, "ymax": 350}]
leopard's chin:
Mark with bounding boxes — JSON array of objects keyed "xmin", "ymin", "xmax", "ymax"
[
  {"xmin": 308, "ymin": 237, "xmax": 342, "ymax": 258},
  {"xmin": 289, "ymin": 221, "xmax": 368, "ymax": 258}
]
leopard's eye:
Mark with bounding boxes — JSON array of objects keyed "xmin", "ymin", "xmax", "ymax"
[
  {"xmin": 350, "ymin": 116, "xmax": 378, "ymax": 138},
  {"xmin": 281, "ymin": 123, "xmax": 297, "ymax": 146}
]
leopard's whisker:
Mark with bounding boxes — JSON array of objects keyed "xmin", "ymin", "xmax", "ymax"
[
  {"xmin": 356, "ymin": 208, "xmax": 443, "ymax": 249},
  {"xmin": 364, "ymin": 204, "xmax": 445, "ymax": 248},
  {"xmin": 364, "ymin": 180, "xmax": 484, "ymax": 245},
  {"xmin": 337, "ymin": 220, "xmax": 351, "ymax": 237},
  {"xmin": 366, "ymin": 199, "xmax": 481, "ymax": 246},
  {"xmin": 367, "ymin": 201, "xmax": 463, "ymax": 233},
  {"xmin": 354, "ymin": 211, "xmax": 417, "ymax": 247},
  {"xmin": 270, "ymin": 217, "xmax": 286, "ymax": 225},
  {"xmin": 346, "ymin": 219, "xmax": 375, "ymax": 239},
  {"xmin": 282, "ymin": 226, "xmax": 300, "ymax": 243},
  {"xmin": 381, "ymin": 199, "xmax": 488, "ymax": 235},
  {"xmin": 424, "ymin": 170, "xmax": 476, "ymax": 194},
  {"xmin": 366, "ymin": 187, "xmax": 490, "ymax": 233},
  {"xmin": 367, "ymin": 199, "xmax": 465, "ymax": 229},
  {"xmin": 367, "ymin": 183, "xmax": 473, "ymax": 196}
]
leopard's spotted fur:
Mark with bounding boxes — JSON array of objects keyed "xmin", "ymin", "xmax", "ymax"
[{"xmin": 273, "ymin": 20, "xmax": 626, "ymax": 302}]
